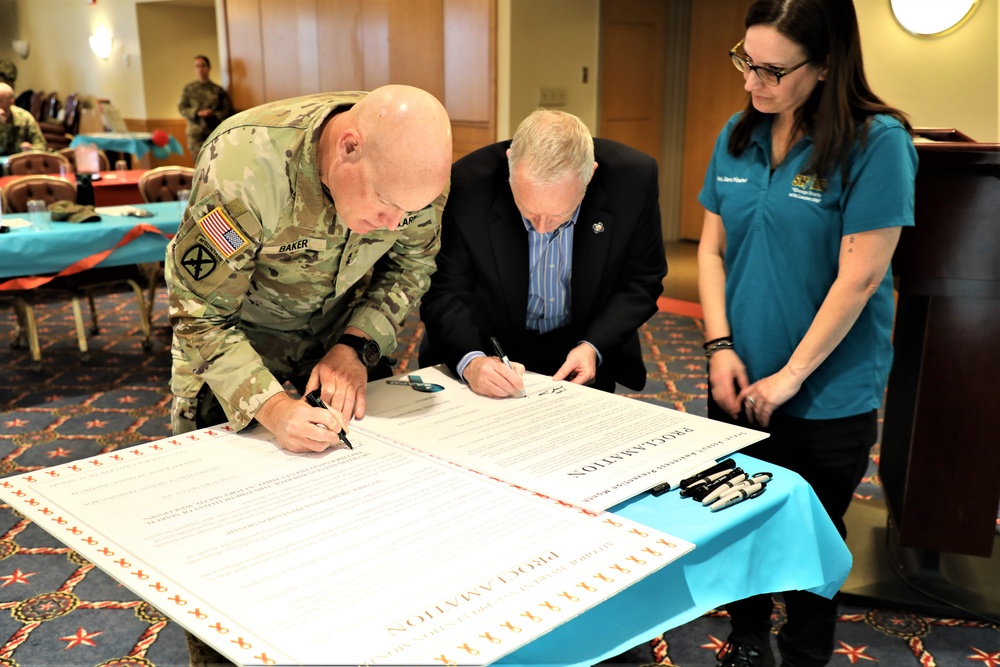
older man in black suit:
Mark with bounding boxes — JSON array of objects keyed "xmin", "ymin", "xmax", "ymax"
[{"xmin": 419, "ymin": 109, "xmax": 667, "ymax": 397}]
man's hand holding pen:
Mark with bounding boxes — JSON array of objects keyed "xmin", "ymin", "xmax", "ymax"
[
  {"xmin": 463, "ymin": 355, "xmax": 526, "ymax": 398},
  {"xmin": 253, "ymin": 392, "xmax": 352, "ymax": 453}
]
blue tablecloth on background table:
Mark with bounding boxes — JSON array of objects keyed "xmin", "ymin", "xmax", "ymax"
[
  {"xmin": 502, "ymin": 453, "xmax": 851, "ymax": 667},
  {"xmin": 0, "ymin": 201, "xmax": 181, "ymax": 281},
  {"xmin": 70, "ymin": 132, "xmax": 185, "ymax": 159}
]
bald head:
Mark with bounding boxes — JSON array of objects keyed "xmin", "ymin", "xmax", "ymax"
[
  {"xmin": 352, "ymin": 85, "xmax": 452, "ymax": 208},
  {"xmin": 0, "ymin": 83, "xmax": 14, "ymax": 120},
  {"xmin": 323, "ymin": 85, "xmax": 452, "ymax": 234}
]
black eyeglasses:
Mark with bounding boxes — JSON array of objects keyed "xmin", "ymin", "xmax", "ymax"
[{"xmin": 729, "ymin": 39, "xmax": 812, "ymax": 86}]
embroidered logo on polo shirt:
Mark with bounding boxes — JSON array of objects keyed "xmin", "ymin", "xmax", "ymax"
[
  {"xmin": 789, "ymin": 173, "xmax": 828, "ymax": 204},
  {"xmin": 197, "ymin": 207, "xmax": 248, "ymax": 258}
]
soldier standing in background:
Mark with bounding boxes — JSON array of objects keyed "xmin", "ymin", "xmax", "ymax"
[{"xmin": 177, "ymin": 54, "xmax": 233, "ymax": 158}]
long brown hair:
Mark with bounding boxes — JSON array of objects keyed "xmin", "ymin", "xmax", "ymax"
[{"xmin": 728, "ymin": 0, "xmax": 911, "ymax": 181}]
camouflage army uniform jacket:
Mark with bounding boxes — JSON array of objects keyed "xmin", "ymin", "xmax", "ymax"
[
  {"xmin": 0, "ymin": 105, "xmax": 45, "ymax": 156},
  {"xmin": 165, "ymin": 92, "xmax": 444, "ymax": 433},
  {"xmin": 177, "ymin": 80, "xmax": 232, "ymax": 151}
]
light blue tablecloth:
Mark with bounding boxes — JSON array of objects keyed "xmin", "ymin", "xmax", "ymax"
[
  {"xmin": 501, "ymin": 453, "xmax": 851, "ymax": 666},
  {"xmin": 0, "ymin": 201, "xmax": 181, "ymax": 281},
  {"xmin": 70, "ymin": 132, "xmax": 185, "ymax": 159}
]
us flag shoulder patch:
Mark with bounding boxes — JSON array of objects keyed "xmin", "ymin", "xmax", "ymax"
[{"xmin": 196, "ymin": 207, "xmax": 249, "ymax": 258}]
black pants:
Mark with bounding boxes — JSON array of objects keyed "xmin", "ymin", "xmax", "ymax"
[
  {"xmin": 707, "ymin": 392, "xmax": 877, "ymax": 666},
  {"xmin": 194, "ymin": 356, "xmax": 395, "ymax": 428}
]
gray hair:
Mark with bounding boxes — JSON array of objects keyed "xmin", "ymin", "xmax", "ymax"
[{"xmin": 508, "ymin": 109, "xmax": 595, "ymax": 187}]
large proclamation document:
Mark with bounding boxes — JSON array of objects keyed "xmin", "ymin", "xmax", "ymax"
[
  {"xmin": 0, "ymin": 366, "xmax": 768, "ymax": 665},
  {"xmin": 360, "ymin": 366, "xmax": 768, "ymax": 510},
  {"xmin": 0, "ymin": 424, "xmax": 692, "ymax": 666}
]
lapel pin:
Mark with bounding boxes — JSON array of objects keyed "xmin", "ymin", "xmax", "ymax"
[{"xmin": 592, "ymin": 222, "xmax": 605, "ymax": 234}]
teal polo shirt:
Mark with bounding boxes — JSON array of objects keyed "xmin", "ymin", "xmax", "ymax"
[{"xmin": 699, "ymin": 113, "xmax": 917, "ymax": 419}]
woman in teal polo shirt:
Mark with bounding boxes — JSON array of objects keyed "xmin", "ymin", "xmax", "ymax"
[{"xmin": 697, "ymin": 1, "xmax": 917, "ymax": 666}]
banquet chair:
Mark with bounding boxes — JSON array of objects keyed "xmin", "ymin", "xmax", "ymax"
[
  {"xmin": 1, "ymin": 174, "xmax": 76, "ymax": 211},
  {"xmin": 5, "ymin": 150, "xmax": 71, "ymax": 176},
  {"xmin": 135, "ymin": 166, "xmax": 194, "ymax": 340},
  {"xmin": 0, "ymin": 176, "xmax": 89, "ymax": 369},
  {"xmin": 2, "ymin": 176, "xmax": 155, "ymax": 366},
  {"xmin": 138, "ymin": 166, "xmax": 195, "ymax": 202},
  {"xmin": 39, "ymin": 93, "xmax": 80, "ymax": 151},
  {"xmin": 57, "ymin": 147, "xmax": 110, "ymax": 173}
]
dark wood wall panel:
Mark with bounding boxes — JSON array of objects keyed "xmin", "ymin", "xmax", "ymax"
[
  {"xmin": 224, "ymin": 0, "xmax": 494, "ymax": 159},
  {"xmin": 317, "ymin": 0, "xmax": 365, "ymax": 91},
  {"xmin": 679, "ymin": 0, "xmax": 749, "ymax": 240},
  {"xmin": 225, "ymin": 0, "xmax": 266, "ymax": 110}
]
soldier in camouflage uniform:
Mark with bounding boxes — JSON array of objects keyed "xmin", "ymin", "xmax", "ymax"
[
  {"xmin": 165, "ymin": 84, "xmax": 452, "ymax": 455},
  {"xmin": 0, "ymin": 83, "xmax": 46, "ymax": 156},
  {"xmin": 0, "ymin": 59, "xmax": 16, "ymax": 88},
  {"xmin": 177, "ymin": 55, "xmax": 233, "ymax": 158}
]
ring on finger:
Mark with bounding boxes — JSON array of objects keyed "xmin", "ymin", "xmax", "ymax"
[{"xmin": 745, "ymin": 395, "xmax": 757, "ymax": 408}]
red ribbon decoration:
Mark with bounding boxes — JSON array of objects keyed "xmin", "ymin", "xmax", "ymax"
[{"xmin": 0, "ymin": 223, "xmax": 174, "ymax": 292}]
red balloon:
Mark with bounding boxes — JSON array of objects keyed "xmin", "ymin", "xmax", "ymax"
[{"xmin": 151, "ymin": 129, "xmax": 170, "ymax": 147}]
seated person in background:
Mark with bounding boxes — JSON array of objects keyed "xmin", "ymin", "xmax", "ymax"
[
  {"xmin": 165, "ymin": 85, "xmax": 452, "ymax": 454},
  {"xmin": 177, "ymin": 54, "xmax": 234, "ymax": 158},
  {"xmin": 0, "ymin": 83, "xmax": 46, "ymax": 155},
  {"xmin": 419, "ymin": 109, "xmax": 667, "ymax": 397},
  {"xmin": 0, "ymin": 59, "xmax": 16, "ymax": 88}
]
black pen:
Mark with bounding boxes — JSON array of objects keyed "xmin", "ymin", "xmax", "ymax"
[
  {"xmin": 489, "ymin": 336, "xmax": 527, "ymax": 398},
  {"xmin": 678, "ymin": 458, "xmax": 737, "ymax": 490},
  {"xmin": 304, "ymin": 389, "xmax": 353, "ymax": 450}
]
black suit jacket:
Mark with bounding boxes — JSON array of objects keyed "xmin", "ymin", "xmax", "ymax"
[{"xmin": 419, "ymin": 138, "xmax": 667, "ymax": 390}]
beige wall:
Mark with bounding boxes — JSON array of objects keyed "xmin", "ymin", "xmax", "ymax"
[
  {"xmin": 0, "ymin": 0, "xmax": 220, "ymax": 125},
  {"xmin": 857, "ymin": 0, "xmax": 999, "ymax": 143},
  {"xmin": 1, "ymin": 0, "xmax": 995, "ymax": 144},
  {"xmin": 0, "ymin": 0, "xmax": 146, "ymax": 117},
  {"xmin": 138, "ymin": 4, "xmax": 220, "ymax": 119},
  {"xmin": 501, "ymin": 0, "xmax": 600, "ymax": 139},
  {"xmin": 498, "ymin": 0, "xmax": 999, "ymax": 151}
]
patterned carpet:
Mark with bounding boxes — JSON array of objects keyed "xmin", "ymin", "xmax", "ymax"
[{"xmin": 0, "ymin": 287, "xmax": 997, "ymax": 667}]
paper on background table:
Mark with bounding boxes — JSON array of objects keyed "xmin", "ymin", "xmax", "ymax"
[
  {"xmin": 0, "ymin": 424, "xmax": 693, "ymax": 666},
  {"xmin": 1, "ymin": 217, "xmax": 32, "ymax": 229},
  {"xmin": 95, "ymin": 205, "xmax": 152, "ymax": 217},
  {"xmin": 360, "ymin": 366, "xmax": 768, "ymax": 510}
]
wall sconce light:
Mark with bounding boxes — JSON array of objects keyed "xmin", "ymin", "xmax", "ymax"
[
  {"xmin": 890, "ymin": 0, "xmax": 979, "ymax": 36},
  {"xmin": 11, "ymin": 40, "xmax": 29, "ymax": 59},
  {"xmin": 89, "ymin": 26, "xmax": 113, "ymax": 59}
]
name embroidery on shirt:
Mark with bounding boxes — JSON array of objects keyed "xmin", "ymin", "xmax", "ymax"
[
  {"xmin": 789, "ymin": 173, "xmax": 828, "ymax": 204},
  {"xmin": 397, "ymin": 212, "xmax": 419, "ymax": 229}
]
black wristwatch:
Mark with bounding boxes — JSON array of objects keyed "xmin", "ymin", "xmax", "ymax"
[{"xmin": 337, "ymin": 333, "xmax": 381, "ymax": 368}]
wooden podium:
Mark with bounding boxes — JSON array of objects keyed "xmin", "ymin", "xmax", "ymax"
[{"xmin": 879, "ymin": 129, "xmax": 999, "ymax": 617}]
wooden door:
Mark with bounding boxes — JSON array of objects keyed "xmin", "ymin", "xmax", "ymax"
[
  {"xmin": 597, "ymin": 0, "xmax": 666, "ymax": 160},
  {"xmin": 679, "ymin": 0, "xmax": 750, "ymax": 240}
]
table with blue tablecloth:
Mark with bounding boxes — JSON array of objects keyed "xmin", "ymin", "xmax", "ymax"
[
  {"xmin": 0, "ymin": 201, "xmax": 182, "ymax": 366},
  {"xmin": 70, "ymin": 132, "xmax": 185, "ymax": 160},
  {"xmin": 0, "ymin": 201, "xmax": 181, "ymax": 281},
  {"xmin": 502, "ymin": 452, "xmax": 851, "ymax": 666}
]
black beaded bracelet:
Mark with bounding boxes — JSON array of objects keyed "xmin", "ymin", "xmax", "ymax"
[
  {"xmin": 702, "ymin": 336, "xmax": 733, "ymax": 350},
  {"xmin": 704, "ymin": 340, "xmax": 735, "ymax": 357}
]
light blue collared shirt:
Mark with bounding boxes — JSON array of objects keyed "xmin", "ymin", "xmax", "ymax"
[
  {"xmin": 456, "ymin": 205, "xmax": 602, "ymax": 382},
  {"xmin": 524, "ymin": 208, "xmax": 577, "ymax": 333}
]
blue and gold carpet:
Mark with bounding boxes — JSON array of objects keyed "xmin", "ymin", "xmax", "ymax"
[{"xmin": 0, "ymin": 289, "xmax": 997, "ymax": 667}]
